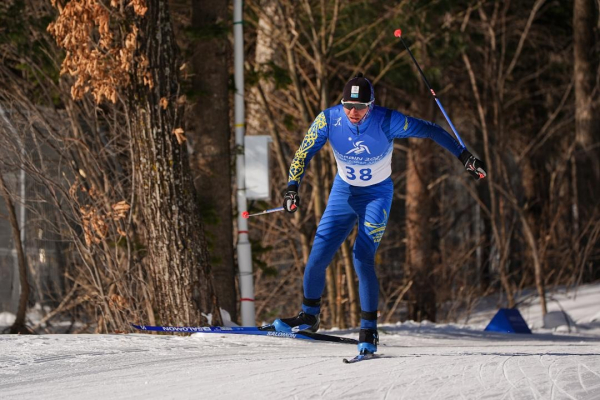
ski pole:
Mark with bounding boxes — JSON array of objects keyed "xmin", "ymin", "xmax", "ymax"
[
  {"xmin": 242, "ymin": 205, "xmax": 295, "ymax": 219},
  {"xmin": 394, "ymin": 29, "xmax": 466, "ymax": 148}
]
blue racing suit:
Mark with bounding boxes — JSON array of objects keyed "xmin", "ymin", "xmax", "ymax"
[{"xmin": 288, "ymin": 104, "xmax": 465, "ymax": 329}]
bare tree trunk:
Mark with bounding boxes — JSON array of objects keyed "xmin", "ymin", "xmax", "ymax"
[
  {"xmin": 0, "ymin": 173, "xmax": 32, "ymax": 334},
  {"xmin": 335, "ymin": 259, "xmax": 345, "ymax": 329},
  {"xmin": 129, "ymin": 0, "xmax": 221, "ymax": 326},
  {"xmin": 321, "ymin": 153, "xmax": 340, "ymax": 326},
  {"xmin": 521, "ymin": 160, "xmax": 547, "ymax": 315},
  {"xmin": 573, "ymin": 0, "xmax": 600, "ymax": 225},
  {"xmin": 404, "ymin": 37, "xmax": 437, "ymax": 322},
  {"xmin": 247, "ymin": 0, "xmax": 288, "ymax": 180},
  {"xmin": 405, "ymin": 137, "xmax": 436, "ymax": 322},
  {"xmin": 188, "ymin": 0, "xmax": 237, "ymax": 322},
  {"xmin": 573, "ymin": 0, "xmax": 597, "ymax": 149},
  {"xmin": 341, "ymin": 241, "xmax": 359, "ymax": 327},
  {"xmin": 247, "ymin": 0, "xmax": 280, "ymax": 137},
  {"xmin": 462, "ymin": 49, "xmax": 515, "ymax": 307}
]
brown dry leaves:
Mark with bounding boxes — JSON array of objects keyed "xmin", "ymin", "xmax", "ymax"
[
  {"xmin": 172, "ymin": 128, "xmax": 186, "ymax": 144},
  {"xmin": 80, "ymin": 205, "xmax": 108, "ymax": 246},
  {"xmin": 128, "ymin": 0, "xmax": 148, "ymax": 16},
  {"xmin": 80, "ymin": 200, "xmax": 130, "ymax": 246},
  {"xmin": 70, "ymin": 178, "xmax": 131, "ymax": 246},
  {"xmin": 112, "ymin": 200, "xmax": 130, "ymax": 219},
  {"xmin": 47, "ymin": 0, "xmax": 149, "ymax": 104},
  {"xmin": 159, "ymin": 97, "xmax": 168, "ymax": 109},
  {"xmin": 109, "ymin": 293, "xmax": 129, "ymax": 310}
]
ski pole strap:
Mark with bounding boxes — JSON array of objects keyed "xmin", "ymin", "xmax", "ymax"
[{"xmin": 361, "ymin": 310, "xmax": 378, "ymax": 321}]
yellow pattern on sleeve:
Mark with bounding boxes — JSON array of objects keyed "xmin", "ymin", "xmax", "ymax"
[{"xmin": 288, "ymin": 112, "xmax": 327, "ymax": 183}]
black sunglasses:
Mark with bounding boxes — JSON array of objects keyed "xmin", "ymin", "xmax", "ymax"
[{"xmin": 341, "ymin": 101, "xmax": 371, "ymax": 111}]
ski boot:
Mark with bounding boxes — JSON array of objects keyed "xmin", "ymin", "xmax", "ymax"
[
  {"xmin": 357, "ymin": 328, "xmax": 378, "ymax": 355},
  {"xmin": 272, "ymin": 312, "xmax": 320, "ymax": 333}
]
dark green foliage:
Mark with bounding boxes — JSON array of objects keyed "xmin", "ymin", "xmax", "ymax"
[
  {"xmin": 0, "ymin": 0, "xmax": 62, "ymax": 105},
  {"xmin": 184, "ymin": 21, "xmax": 229, "ymax": 41},
  {"xmin": 265, "ymin": 62, "xmax": 292, "ymax": 90},
  {"xmin": 247, "ymin": 62, "xmax": 292, "ymax": 90},
  {"xmin": 245, "ymin": 68, "xmax": 261, "ymax": 87},
  {"xmin": 0, "ymin": 0, "xmax": 27, "ymax": 46},
  {"xmin": 283, "ymin": 114, "xmax": 296, "ymax": 131}
]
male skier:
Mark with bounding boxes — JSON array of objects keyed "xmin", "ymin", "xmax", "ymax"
[{"xmin": 272, "ymin": 73, "xmax": 486, "ymax": 355}]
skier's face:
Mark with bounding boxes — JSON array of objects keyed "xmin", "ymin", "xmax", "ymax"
[{"xmin": 343, "ymin": 103, "xmax": 369, "ymax": 124}]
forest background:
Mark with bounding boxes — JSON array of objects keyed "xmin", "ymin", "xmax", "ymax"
[{"xmin": 0, "ymin": 0, "xmax": 598, "ymax": 334}]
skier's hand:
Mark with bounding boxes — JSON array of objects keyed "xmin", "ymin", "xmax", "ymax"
[
  {"xmin": 282, "ymin": 184, "xmax": 300, "ymax": 213},
  {"xmin": 459, "ymin": 150, "xmax": 487, "ymax": 180}
]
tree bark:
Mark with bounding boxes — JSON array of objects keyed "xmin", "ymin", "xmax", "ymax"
[
  {"xmin": 573, "ymin": 0, "xmax": 597, "ymax": 149},
  {"xmin": 129, "ymin": 0, "xmax": 221, "ymax": 326},
  {"xmin": 573, "ymin": 0, "xmax": 600, "ymax": 216},
  {"xmin": 188, "ymin": 0, "xmax": 237, "ymax": 322},
  {"xmin": 404, "ymin": 37, "xmax": 437, "ymax": 322},
  {"xmin": 0, "ymin": 173, "xmax": 32, "ymax": 334},
  {"xmin": 521, "ymin": 160, "xmax": 547, "ymax": 315},
  {"xmin": 405, "ymin": 137, "xmax": 437, "ymax": 322},
  {"xmin": 247, "ymin": 0, "xmax": 281, "ymax": 138},
  {"xmin": 340, "ymin": 240, "xmax": 359, "ymax": 326}
]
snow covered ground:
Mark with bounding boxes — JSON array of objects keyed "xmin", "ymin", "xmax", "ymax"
[{"xmin": 1, "ymin": 283, "xmax": 600, "ymax": 400}]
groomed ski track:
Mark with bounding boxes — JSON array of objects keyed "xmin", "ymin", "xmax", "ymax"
[{"xmin": 1, "ymin": 323, "xmax": 599, "ymax": 400}]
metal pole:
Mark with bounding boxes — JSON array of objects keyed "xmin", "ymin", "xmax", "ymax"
[{"xmin": 233, "ymin": 0, "xmax": 255, "ymax": 326}]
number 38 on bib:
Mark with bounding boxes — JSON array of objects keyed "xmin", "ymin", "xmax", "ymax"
[{"xmin": 345, "ymin": 166, "xmax": 372, "ymax": 181}]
